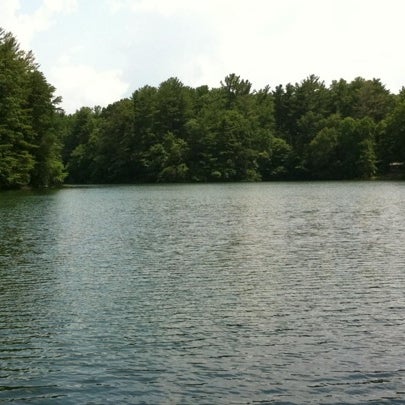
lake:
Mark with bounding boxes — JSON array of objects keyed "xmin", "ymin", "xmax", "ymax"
[{"xmin": 0, "ymin": 182, "xmax": 404, "ymax": 404}]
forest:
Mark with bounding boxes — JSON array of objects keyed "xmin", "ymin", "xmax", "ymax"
[{"xmin": 1, "ymin": 28, "xmax": 405, "ymax": 189}]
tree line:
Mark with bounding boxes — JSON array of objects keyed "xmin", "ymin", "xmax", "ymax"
[
  {"xmin": 1, "ymin": 29, "xmax": 405, "ymax": 189},
  {"xmin": 62, "ymin": 74, "xmax": 405, "ymax": 183}
]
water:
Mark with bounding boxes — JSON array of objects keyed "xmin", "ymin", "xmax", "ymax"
[{"xmin": 0, "ymin": 182, "xmax": 404, "ymax": 404}]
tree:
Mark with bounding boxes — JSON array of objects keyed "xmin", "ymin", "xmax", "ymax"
[
  {"xmin": 272, "ymin": 75, "xmax": 331, "ymax": 176},
  {"xmin": 220, "ymin": 73, "xmax": 252, "ymax": 109},
  {"xmin": 329, "ymin": 78, "xmax": 353, "ymax": 117},
  {"xmin": 156, "ymin": 132, "xmax": 189, "ymax": 182},
  {"xmin": 93, "ymin": 99, "xmax": 135, "ymax": 182},
  {"xmin": 308, "ymin": 127, "xmax": 340, "ymax": 179},
  {"xmin": 63, "ymin": 107, "xmax": 101, "ymax": 183},
  {"xmin": 26, "ymin": 70, "xmax": 66, "ymax": 187},
  {"xmin": 376, "ymin": 101, "xmax": 405, "ymax": 171},
  {"xmin": 0, "ymin": 28, "xmax": 64, "ymax": 189},
  {"xmin": 351, "ymin": 77, "xmax": 394, "ymax": 122},
  {"xmin": 258, "ymin": 134, "xmax": 292, "ymax": 180},
  {"xmin": 154, "ymin": 77, "xmax": 192, "ymax": 137},
  {"xmin": 0, "ymin": 29, "xmax": 35, "ymax": 188},
  {"xmin": 337, "ymin": 117, "xmax": 377, "ymax": 179}
]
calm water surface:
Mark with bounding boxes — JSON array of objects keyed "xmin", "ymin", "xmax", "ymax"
[{"xmin": 0, "ymin": 182, "xmax": 404, "ymax": 404}]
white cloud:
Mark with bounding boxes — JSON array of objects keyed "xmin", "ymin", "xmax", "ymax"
[
  {"xmin": 42, "ymin": 0, "xmax": 77, "ymax": 13},
  {"xmin": 162, "ymin": 0, "xmax": 405, "ymax": 91},
  {"xmin": 0, "ymin": 0, "xmax": 77, "ymax": 49},
  {"xmin": 3, "ymin": 0, "xmax": 405, "ymax": 112},
  {"xmin": 106, "ymin": 0, "xmax": 205, "ymax": 15},
  {"xmin": 0, "ymin": 0, "xmax": 20, "ymax": 20},
  {"xmin": 50, "ymin": 64, "xmax": 129, "ymax": 113}
]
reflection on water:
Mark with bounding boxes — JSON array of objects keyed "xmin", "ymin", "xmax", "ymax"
[{"xmin": 1, "ymin": 183, "xmax": 404, "ymax": 404}]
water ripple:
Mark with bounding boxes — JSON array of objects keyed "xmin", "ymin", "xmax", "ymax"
[{"xmin": 0, "ymin": 183, "xmax": 404, "ymax": 404}]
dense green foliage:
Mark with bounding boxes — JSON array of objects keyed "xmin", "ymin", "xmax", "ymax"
[
  {"xmin": 62, "ymin": 74, "xmax": 405, "ymax": 183},
  {"xmin": 1, "ymin": 29, "xmax": 405, "ymax": 187},
  {"xmin": 0, "ymin": 29, "xmax": 65, "ymax": 189}
]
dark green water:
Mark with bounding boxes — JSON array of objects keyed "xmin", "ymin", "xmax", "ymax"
[{"xmin": 0, "ymin": 182, "xmax": 404, "ymax": 404}]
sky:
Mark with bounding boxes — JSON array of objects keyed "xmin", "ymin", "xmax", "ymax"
[{"xmin": 1, "ymin": 0, "xmax": 405, "ymax": 113}]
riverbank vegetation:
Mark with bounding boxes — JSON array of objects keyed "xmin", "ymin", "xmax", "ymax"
[{"xmin": 1, "ymin": 29, "xmax": 405, "ymax": 189}]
